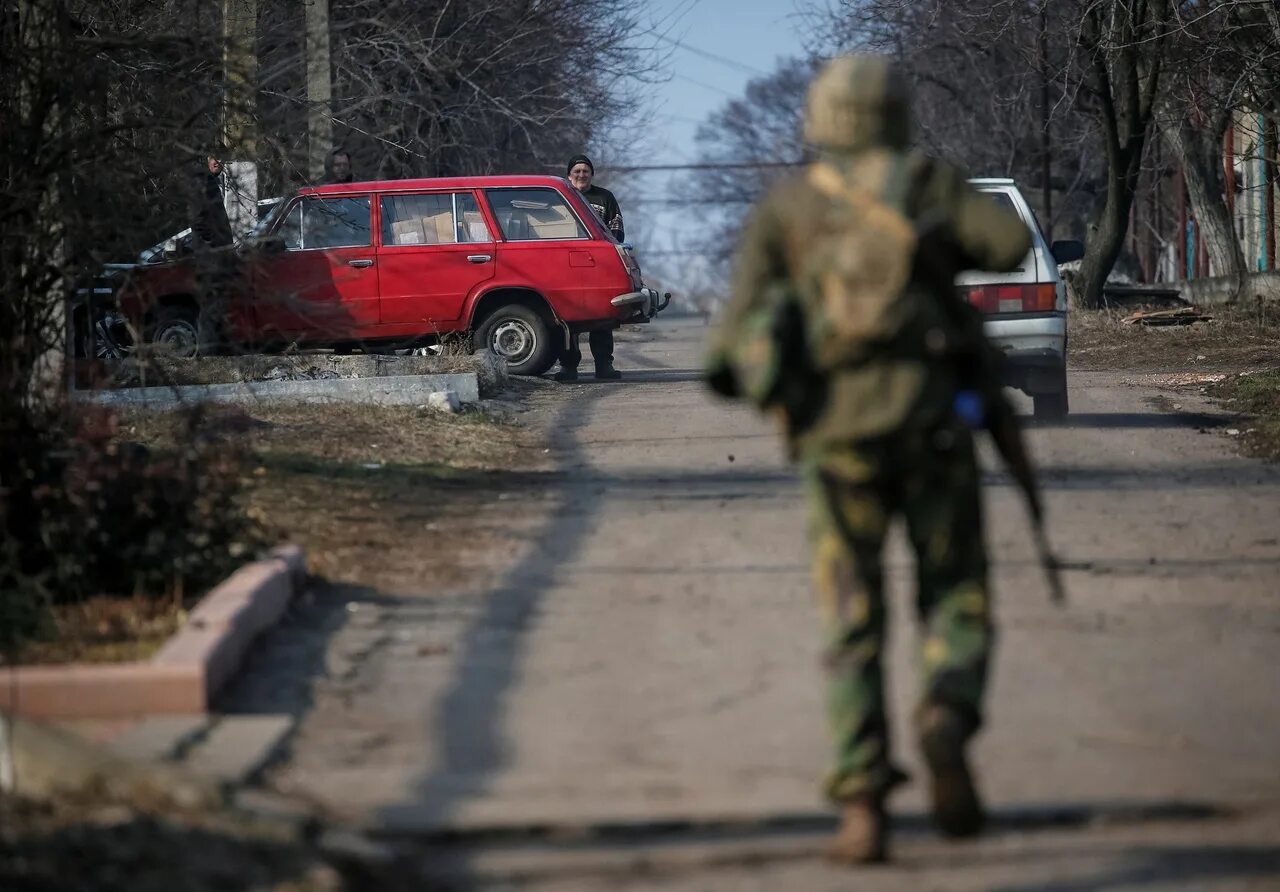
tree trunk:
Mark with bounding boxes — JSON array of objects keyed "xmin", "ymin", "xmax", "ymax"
[
  {"xmin": 1076, "ymin": 144, "xmax": 1143, "ymax": 307},
  {"xmin": 223, "ymin": 0, "xmax": 257, "ymax": 156},
  {"xmin": 305, "ymin": 0, "xmax": 331, "ymax": 182},
  {"xmin": 1074, "ymin": 0, "xmax": 1169, "ymax": 307},
  {"xmin": 1160, "ymin": 112, "xmax": 1245, "ymax": 293}
]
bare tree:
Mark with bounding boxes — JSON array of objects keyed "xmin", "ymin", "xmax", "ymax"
[
  {"xmin": 682, "ymin": 57, "xmax": 816, "ymax": 278},
  {"xmin": 1068, "ymin": 0, "xmax": 1171, "ymax": 305},
  {"xmin": 253, "ymin": 0, "xmax": 662, "ymax": 187},
  {"xmin": 1154, "ymin": 7, "xmax": 1248, "ymax": 289}
]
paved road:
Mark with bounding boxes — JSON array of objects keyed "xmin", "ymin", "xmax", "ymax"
[{"xmin": 230, "ymin": 318, "xmax": 1280, "ymax": 889}]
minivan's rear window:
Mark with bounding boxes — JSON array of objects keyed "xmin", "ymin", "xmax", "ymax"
[
  {"xmin": 485, "ymin": 188, "xmax": 588, "ymax": 241},
  {"xmin": 982, "ymin": 190, "xmax": 1046, "ymax": 241}
]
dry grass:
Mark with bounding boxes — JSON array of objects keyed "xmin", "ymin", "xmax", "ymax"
[
  {"xmin": 119, "ymin": 400, "xmax": 550, "ymax": 595},
  {"xmin": 1069, "ymin": 302, "xmax": 1280, "ymax": 372},
  {"xmin": 10, "ymin": 597, "xmax": 185, "ymax": 666},
  {"xmin": 1208, "ymin": 370, "xmax": 1280, "ymax": 462}
]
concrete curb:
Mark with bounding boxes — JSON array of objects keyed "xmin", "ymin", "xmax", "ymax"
[
  {"xmin": 0, "ymin": 545, "xmax": 306, "ymax": 720},
  {"xmin": 80, "ymin": 372, "xmax": 481, "ymax": 410},
  {"xmin": 0, "ymin": 711, "xmax": 221, "ymax": 807}
]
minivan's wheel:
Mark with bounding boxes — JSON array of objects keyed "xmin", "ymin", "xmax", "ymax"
[
  {"xmin": 1033, "ymin": 367, "xmax": 1069, "ymax": 420},
  {"xmin": 475, "ymin": 303, "xmax": 557, "ymax": 376},
  {"xmin": 149, "ymin": 305, "xmax": 201, "ymax": 358}
]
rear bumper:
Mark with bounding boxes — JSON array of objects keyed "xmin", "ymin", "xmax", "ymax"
[
  {"xmin": 982, "ymin": 313, "xmax": 1066, "ymax": 394},
  {"xmin": 611, "ymin": 286, "xmax": 671, "ymax": 323}
]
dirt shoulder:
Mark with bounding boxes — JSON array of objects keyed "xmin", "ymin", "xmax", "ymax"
[
  {"xmin": 1069, "ymin": 305, "xmax": 1280, "ymax": 460},
  {"xmin": 1069, "ymin": 302, "xmax": 1280, "ymax": 372},
  {"xmin": 120, "ymin": 380, "xmax": 557, "ymax": 595}
]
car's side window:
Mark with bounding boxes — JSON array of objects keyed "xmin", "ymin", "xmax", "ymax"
[
  {"xmin": 455, "ymin": 193, "xmax": 491, "ymax": 243},
  {"xmin": 302, "ymin": 196, "xmax": 372, "ymax": 249},
  {"xmin": 484, "ymin": 188, "xmax": 588, "ymax": 241},
  {"xmin": 381, "ymin": 192, "xmax": 493, "ymax": 246},
  {"xmin": 277, "ymin": 197, "xmax": 372, "ymax": 250}
]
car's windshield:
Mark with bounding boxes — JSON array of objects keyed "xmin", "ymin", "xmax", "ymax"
[{"xmin": 250, "ymin": 198, "xmax": 287, "ymax": 237}]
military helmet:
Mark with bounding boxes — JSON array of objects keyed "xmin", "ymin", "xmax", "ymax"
[{"xmin": 804, "ymin": 54, "xmax": 911, "ymax": 151}]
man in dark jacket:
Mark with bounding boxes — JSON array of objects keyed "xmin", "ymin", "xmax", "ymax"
[
  {"xmin": 326, "ymin": 149, "xmax": 354, "ymax": 184},
  {"xmin": 189, "ymin": 155, "xmax": 236, "ymax": 352},
  {"xmin": 556, "ymin": 153, "xmax": 624, "ymax": 381},
  {"xmin": 190, "ymin": 155, "xmax": 234, "ymax": 249}
]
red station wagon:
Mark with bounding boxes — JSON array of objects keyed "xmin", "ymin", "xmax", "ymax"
[{"xmin": 117, "ymin": 175, "xmax": 670, "ymax": 375}]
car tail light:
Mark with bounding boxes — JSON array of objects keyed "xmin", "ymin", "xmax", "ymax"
[
  {"xmin": 963, "ymin": 283, "xmax": 1058, "ymax": 314},
  {"xmin": 615, "ymin": 244, "xmax": 641, "ymax": 288}
]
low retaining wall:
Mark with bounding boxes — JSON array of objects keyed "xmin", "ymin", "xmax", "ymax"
[
  {"xmin": 0, "ymin": 546, "xmax": 306, "ymax": 720},
  {"xmin": 81, "ymin": 372, "xmax": 480, "ymax": 411},
  {"xmin": 1175, "ymin": 272, "xmax": 1280, "ymax": 307}
]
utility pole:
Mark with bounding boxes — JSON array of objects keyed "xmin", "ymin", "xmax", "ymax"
[
  {"xmin": 1038, "ymin": 2, "xmax": 1053, "ymax": 242},
  {"xmin": 306, "ymin": 0, "xmax": 332, "ymax": 182},
  {"xmin": 223, "ymin": 0, "xmax": 259, "ymax": 235}
]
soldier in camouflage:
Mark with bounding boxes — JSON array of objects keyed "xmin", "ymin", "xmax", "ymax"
[{"xmin": 706, "ymin": 55, "xmax": 1032, "ymax": 864}]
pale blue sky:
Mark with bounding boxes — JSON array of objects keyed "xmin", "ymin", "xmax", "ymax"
[{"xmin": 601, "ymin": 0, "xmax": 810, "ymax": 293}]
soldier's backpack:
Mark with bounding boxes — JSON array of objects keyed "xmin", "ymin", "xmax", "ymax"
[
  {"xmin": 797, "ymin": 156, "xmax": 924, "ymax": 371},
  {"xmin": 707, "ymin": 157, "xmax": 925, "ymax": 424}
]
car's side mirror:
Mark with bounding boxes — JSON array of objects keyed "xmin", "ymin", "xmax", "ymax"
[
  {"xmin": 1051, "ymin": 239, "xmax": 1085, "ymax": 264},
  {"xmin": 256, "ymin": 235, "xmax": 287, "ymax": 255}
]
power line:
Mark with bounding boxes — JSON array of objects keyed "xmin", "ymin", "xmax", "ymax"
[
  {"xmin": 655, "ymin": 33, "xmax": 771, "ymax": 77},
  {"xmin": 596, "ymin": 161, "xmax": 804, "ymax": 173},
  {"xmin": 666, "ymin": 71, "xmax": 738, "ymax": 97},
  {"xmin": 626, "ymin": 197, "xmax": 756, "ymax": 206}
]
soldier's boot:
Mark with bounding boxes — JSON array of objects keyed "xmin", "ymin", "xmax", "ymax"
[
  {"xmin": 917, "ymin": 704, "xmax": 985, "ymax": 838},
  {"xmin": 553, "ymin": 366, "xmax": 579, "ymax": 382},
  {"xmin": 594, "ymin": 362, "xmax": 622, "ymax": 380},
  {"xmin": 825, "ymin": 793, "xmax": 888, "ymax": 865}
]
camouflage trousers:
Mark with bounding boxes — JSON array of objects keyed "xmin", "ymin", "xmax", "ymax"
[{"xmin": 802, "ymin": 421, "xmax": 992, "ymax": 802}]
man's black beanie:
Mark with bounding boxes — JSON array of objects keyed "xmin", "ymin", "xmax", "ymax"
[{"xmin": 567, "ymin": 154, "xmax": 594, "ymax": 175}]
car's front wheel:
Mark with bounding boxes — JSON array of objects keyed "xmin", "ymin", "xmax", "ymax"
[{"xmin": 475, "ymin": 303, "xmax": 557, "ymax": 376}]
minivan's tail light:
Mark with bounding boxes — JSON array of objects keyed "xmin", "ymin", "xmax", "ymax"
[{"xmin": 963, "ymin": 283, "xmax": 1057, "ymax": 314}]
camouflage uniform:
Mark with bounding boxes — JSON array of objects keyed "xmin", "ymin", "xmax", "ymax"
[{"xmin": 707, "ymin": 56, "xmax": 1031, "ymax": 808}]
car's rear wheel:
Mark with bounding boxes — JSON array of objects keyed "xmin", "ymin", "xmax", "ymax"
[
  {"xmin": 1033, "ymin": 366, "xmax": 1069, "ymax": 420},
  {"xmin": 475, "ymin": 303, "xmax": 557, "ymax": 376},
  {"xmin": 149, "ymin": 305, "xmax": 201, "ymax": 358}
]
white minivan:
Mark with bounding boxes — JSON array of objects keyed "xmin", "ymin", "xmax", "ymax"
[{"xmin": 961, "ymin": 179, "xmax": 1083, "ymax": 419}]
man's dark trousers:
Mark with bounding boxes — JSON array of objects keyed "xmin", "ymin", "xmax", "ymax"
[{"xmin": 561, "ymin": 329, "xmax": 614, "ymax": 372}]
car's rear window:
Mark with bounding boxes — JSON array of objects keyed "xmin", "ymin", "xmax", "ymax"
[
  {"xmin": 981, "ymin": 190, "xmax": 1045, "ymax": 241},
  {"xmin": 485, "ymin": 188, "xmax": 588, "ymax": 241}
]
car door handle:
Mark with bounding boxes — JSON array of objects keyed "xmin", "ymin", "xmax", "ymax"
[
  {"xmin": 348, "ymin": 259, "xmax": 374, "ymax": 268},
  {"xmin": 467, "ymin": 254, "xmax": 493, "ymax": 263}
]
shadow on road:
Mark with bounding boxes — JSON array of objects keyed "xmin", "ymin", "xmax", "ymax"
[
  {"xmin": 397, "ymin": 800, "xmax": 1275, "ymax": 889},
  {"xmin": 1031, "ymin": 412, "xmax": 1231, "ymax": 430},
  {"xmin": 367, "ymin": 389, "xmax": 611, "ymax": 835},
  {"xmin": 988, "ymin": 845, "xmax": 1280, "ymax": 892},
  {"xmin": 984, "ymin": 462, "xmax": 1280, "ymax": 492}
]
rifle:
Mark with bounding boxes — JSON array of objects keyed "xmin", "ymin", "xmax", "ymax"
[{"xmin": 916, "ymin": 213, "xmax": 1066, "ymax": 605}]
